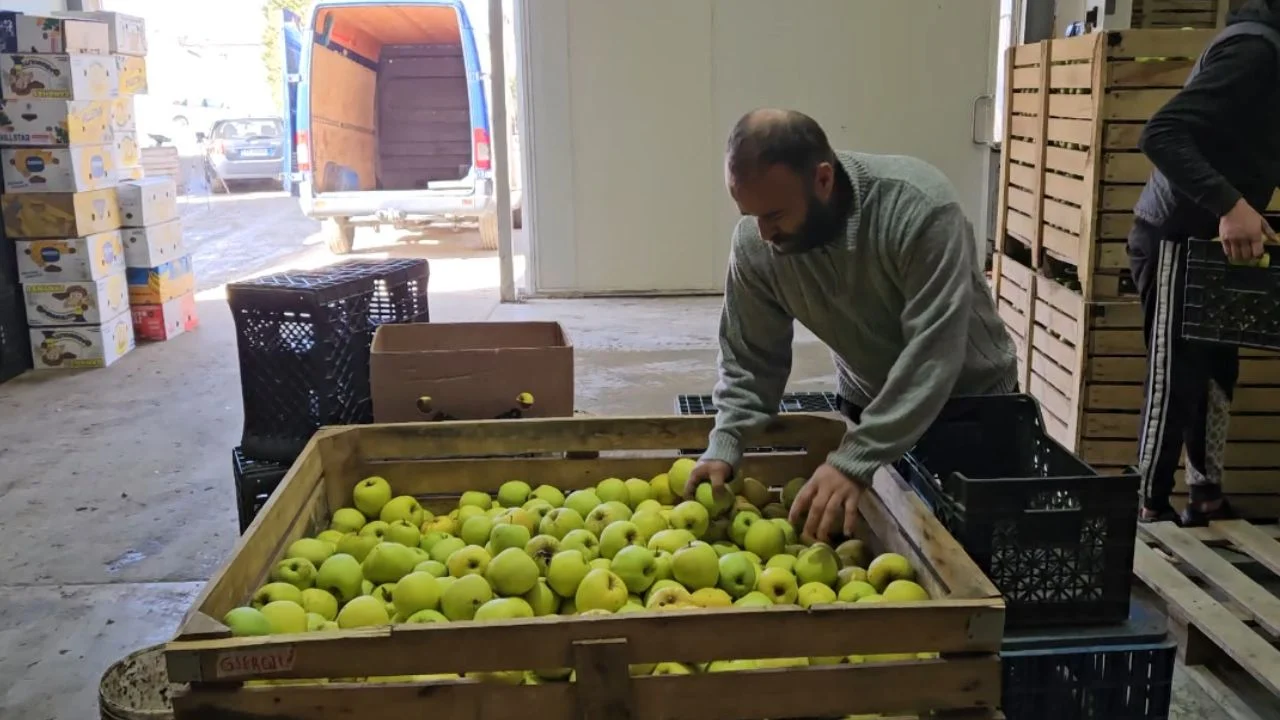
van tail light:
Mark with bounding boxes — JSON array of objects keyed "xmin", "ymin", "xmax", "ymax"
[
  {"xmin": 296, "ymin": 130, "xmax": 311, "ymax": 172},
  {"xmin": 474, "ymin": 128, "xmax": 491, "ymax": 170},
  {"xmin": 214, "ymin": 140, "xmax": 228, "ymax": 155}
]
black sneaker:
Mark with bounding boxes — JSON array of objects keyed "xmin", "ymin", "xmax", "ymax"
[
  {"xmin": 1179, "ymin": 498, "xmax": 1236, "ymax": 528},
  {"xmin": 1139, "ymin": 506, "xmax": 1181, "ymax": 525}
]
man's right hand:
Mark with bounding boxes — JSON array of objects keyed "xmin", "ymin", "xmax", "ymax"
[
  {"xmin": 1220, "ymin": 198, "xmax": 1267, "ymax": 263},
  {"xmin": 682, "ymin": 459, "xmax": 732, "ymax": 498}
]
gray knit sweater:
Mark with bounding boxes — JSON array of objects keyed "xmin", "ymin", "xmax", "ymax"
[{"xmin": 703, "ymin": 151, "xmax": 1017, "ymax": 483}]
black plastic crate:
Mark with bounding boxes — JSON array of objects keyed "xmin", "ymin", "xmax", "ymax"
[
  {"xmin": 233, "ymin": 446, "xmax": 292, "ymax": 533},
  {"xmin": 329, "ymin": 259, "xmax": 430, "ymax": 326},
  {"xmin": 1183, "ymin": 237, "xmax": 1280, "ymax": 351},
  {"xmin": 0, "ymin": 288, "xmax": 31, "ymax": 384},
  {"xmin": 1002, "ymin": 598, "xmax": 1176, "ymax": 719},
  {"xmin": 896, "ymin": 394, "xmax": 1139, "ymax": 628},
  {"xmin": 675, "ymin": 392, "xmax": 838, "ymax": 454}
]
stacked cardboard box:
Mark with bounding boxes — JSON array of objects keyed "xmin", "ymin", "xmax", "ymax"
[
  {"xmin": 120, "ymin": 177, "xmax": 197, "ymax": 341},
  {"xmin": 0, "ymin": 13, "xmax": 134, "ymax": 369}
]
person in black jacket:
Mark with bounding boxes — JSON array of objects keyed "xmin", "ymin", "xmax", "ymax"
[{"xmin": 1130, "ymin": 0, "xmax": 1280, "ymax": 526}]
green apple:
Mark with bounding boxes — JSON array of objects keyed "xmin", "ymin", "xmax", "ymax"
[
  {"xmin": 487, "ymin": 506, "xmax": 506, "ymax": 518},
  {"xmin": 757, "ymin": 567, "xmax": 799, "ymax": 604},
  {"xmin": 524, "ymin": 534, "xmax": 561, "ymax": 576},
  {"xmin": 867, "ymin": 553, "xmax": 916, "ymax": 592},
  {"xmin": 423, "ymin": 515, "xmax": 457, "ymax": 536},
  {"xmin": 498, "ymin": 480, "xmax": 532, "ymax": 507},
  {"xmin": 358, "ymin": 520, "xmax": 390, "ymax": 541},
  {"xmin": 391, "ymin": 571, "xmax": 441, "ymax": 617},
  {"xmin": 380, "ymin": 495, "xmax": 425, "ymax": 526},
  {"xmin": 761, "ymin": 502, "xmax": 789, "ymax": 519},
  {"xmin": 271, "ymin": 558, "xmax": 317, "ymax": 590},
  {"xmin": 623, "ymin": 477, "xmax": 651, "ymax": 508},
  {"xmin": 560, "ymin": 596, "xmax": 578, "ymax": 615},
  {"xmin": 786, "ymin": 543, "xmax": 808, "ymax": 556},
  {"xmin": 486, "ymin": 547, "xmax": 540, "ymax": 596},
  {"xmin": 770, "ymin": 518, "xmax": 798, "ymax": 545},
  {"xmin": 384, "ymin": 519, "xmax": 421, "ymax": 548},
  {"xmin": 586, "ymin": 501, "xmax": 633, "ymax": 537},
  {"xmin": 767, "ymin": 554, "xmax": 798, "ymax": 572},
  {"xmin": 362, "ymin": 579, "xmax": 374, "ymax": 595},
  {"xmin": 539, "ymin": 507, "xmax": 585, "ymax": 539},
  {"xmin": 547, "ymin": 549, "xmax": 591, "ymax": 597},
  {"xmin": 647, "ymin": 528, "xmax": 696, "ymax": 555},
  {"xmin": 647, "ymin": 586, "xmax": 695, "ymax": 610},
  {"xmin": 838, "ymin": 580, "xmax": 878, "ymax": 603},
  {"xmin": 835, "ymin": 539, "xmax": 870, "ymax": 568},
  {"xmin": 446, "ymin": 544, "xmax": 491, "ymax": 578},
  {"xmin": 564, "ymin": 489, "xmax": 602, "ymax": 519},
  {"xmin": 795, "ymin": 545, "xmax": 840, "ymax": 587},
  {"xmin": 668, "ymin": 501, "xmax": 710, "ymax": 539},
  {"xmin": 362, "ymin": 542, "xmax": 419, "ymax": 584},
  {"xmin": 287, "ymin": 538, "xmax": 336, "ymax": 567},
  {"xmin": 575, "ymin": 568, "xmax": 629, "ymax": 612},
  {"xmin": 595, "ymin": 477, "xmax": 629, "ymax": 505},
  {"xmin": 729, "ymin": 511, "xmax": 761, "ymax": 547},
  {"xmin": 441, "ymin": 574, "xmax": 493, "ymax": 621},
  {"xmin": 857, "ymin": 594, "xmax": 888, "ymax": 604},
  {"xmin": 781, "ymin": 477, "xmax": 807, "ymax": 509},
  {"xmin": 223, "ymin": 606, "xmax": 273, "ymax": 636},
  {"xmin": 330, "ymin": 507, "xmax": 366, "ymax": 533},
  {"xmin": 531, "ymin": 484, "xmax": 566, "ymax": 508},
  {"xmin": 252, "ymin": 582, "xmax": 303, "ymax": 608},
  {"xmin": 406, "ymin": 609, "xmax": 448, "ymax": 623},
  {"xmin": 298, "ymin": 588, "xmax": 339, "ymax": 620},
  {"xmin": 838, "ymin": 566, "xmax": 868, "ymax": 588},
  {"xmin": 634, "ymin": 499, "xmax": 662, "ymax": 515},
  {"xmin": 306, "ymin": 612, "xmax": 328, "ymax": 631},
  {"xmin": 523, "ymin": 578, "xmax": 559, "ymax": 616},
  {"xmin": 651, "ymin": 662, "xmax": 695, "ymax": 676},
  {"xmin": 644, "ymin": 579, "xmax": 684, "ymax": 605},
  {"xmin": 712, "ymin": 542, "xmax": 736, "ymax": 557},
  {"xmin": 695, "ymin": 482, "xmax": 733, "ymax": 518},
  {"xmin": 649, "ymin": 472, "xmax": 677, "ymax": 505},
  {"xmin": 672, "ymin": 541, "xmax": 720, "ymax": 590},
  {"xmin": 419, "ymin": 531, "xmax": 450, "ymax": 553},
  {"xmin": 744, "ymin": 519, "xmax": 787, "ymax": 561},
  {"xmin": 316, "ymin": 529, "xmax": 346, "ymax": 546},
  {"xmin": 717, "ymin": 552, "xmax": 758, "ymax": 599},
  {"xmin": 460, "ymin": 515, "xmax": 495, "ymax": 546},
  {"xmin": 741, "ymin": 477, "xmax": 772, "ymax": 508},
  {"xmin": 734, "ymin": 591, "xmax": 773, "ymax": 608},
  {"xmin": 489, "ymin": 523, "xmax": 532, "ymax": 555},
  {"xmin": 705, "ymin": 518, "xmax": 731, "ymax": 543},
  {"xmin": 653, "ymin": 551, "xmax": 674, "ymax": 581},
  {"xmin": 692, "ymin": 587, "xmax": 733, "ymax": 607},
  {"xmin": 315, "ymin": 554, "xmax": 363, "ymax": 603},
  {"xmin": 798, "ymin": 582, "xmax": 838, "ymax": 608},
  {"xmin": 353, "ymin": 476, "xmax": 393, "ymax": 518},
  {"xmin": 371, "ymin": 582, "xmax": 397, "ymax": 606},
  {"xmin": 561, "ymin": 529, "xmax": 600, "ymax": 561},
  {"xmin": 334, "ymin": 533, "xmax": 378, "ymax": 563},
  {"xmin": 337, "ymin": 595, "xmax": 389, "ymax": 628},
  {"xmin": 610, "ymin": 545, "xmax": 658, "ymax": 594},
  {"xmin": 668, "ymin": 458, "xmax": 696, "ymax": 494},
  {"xmin": 629, "ymin": 509, "xmax": 667, "ymax": 543},
  {"xmin": 408, "ymin": 546, "xmax": 430, "ymax": 564},
  {"xmin": 474, "ymin": 596, "xmax": 535, "ymax": 621},
  {"xmin": 883, "ymin": 580, "xmax": 930, "ymax": 601},
  {"xmin": 522, "ymin": 499, "xmax": 555, "ymax": 526},
  {"xmin": 496, "ymin": 507, "xmax": 538, "ymax": 534},
  {"xmin": 429, "ymin": 536, "xmax": 467, "ymax": 564},
  {"xmin": 598, "ymin": 521, "xmax": 644, "ymax": 560},
  {"xmin": 414, "ymin": 559, "xmax": 448, "ymax": 577},
  {"xmin": 260, "ymin": 600, "xmax": 308, "ymax": 634},
  {"xmin": 459, "ymin": 490, "xmax": 493, "ymax": 510},
  {"xmin": 456, "ymin": 505, "xmax": 486, "ymax": 526},
  {"xmin": 589, "ymin": 558, "xmax": 612, "ymax": 571}
]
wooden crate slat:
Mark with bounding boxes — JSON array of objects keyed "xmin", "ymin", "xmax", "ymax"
[{"xmin": 1101, "ymin": 184, "xmax": 1143, "ymax": 210}]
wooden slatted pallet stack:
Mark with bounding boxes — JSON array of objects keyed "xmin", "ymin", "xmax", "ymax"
[{"xmin": 1131, "ymin": 0, "xmax": 1229, "ymax": 29}]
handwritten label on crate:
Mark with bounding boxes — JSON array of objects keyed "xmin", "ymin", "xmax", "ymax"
[{"xmin": 215, "ymin": 646, "xmax": 296, "ymax": 678}]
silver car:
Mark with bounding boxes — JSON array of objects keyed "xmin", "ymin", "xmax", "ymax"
[{"xmin": 204, "ymin": 118, "xmax": 285, "ymax": 189}]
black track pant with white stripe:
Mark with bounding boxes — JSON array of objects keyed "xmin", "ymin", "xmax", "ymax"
[{"xmin": 1128, "ymin": 219, "xmax": 1238, "ymax": 509}]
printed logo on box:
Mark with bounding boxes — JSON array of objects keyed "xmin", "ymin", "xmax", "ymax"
[{"xmin": 216, "ymin": 647, "xmax": 296, "ymax": 679}]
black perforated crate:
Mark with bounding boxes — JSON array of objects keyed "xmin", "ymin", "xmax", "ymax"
[
  {"xmin": 1183, "ymin": 237, "xmax": 1280, "ymax": 351},
  {"xmin": 1002, "ymin": 597, "xmax": 1175, "ymax": 719},
  {"xmin": 0, "ymin": 288, "xmax": 31, "ymax": 384},
  {"xmin": 895, "ymin": 394, "xmax": 1139, "ymax": 628},
  {"xmin": 233, "ymin": 446, "xmax": 291, "ymax": 533},
  {"xmin": 325, "ymin": 258, "xmax": 430, "ymax": 326},
  {"xmin": 675, "ymin": 392, "xmax": 838, "ymax": 454}
]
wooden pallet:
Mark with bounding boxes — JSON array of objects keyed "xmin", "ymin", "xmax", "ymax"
[
  {"xmin": 1132, "ymin": 0, "xmax": 1229, "ymax": 29},
  {"xmin": 163, "ymin": 415, "xmax": 1005, "ymax": 720},
  {"xmin": 1135, "ymin": 521, "xmax": 1280, "ymax": 719}
]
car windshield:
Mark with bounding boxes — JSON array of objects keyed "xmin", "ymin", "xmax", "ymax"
[{"xmin": 214, "ymin": 120, "xmax": 283, "ymax": 140}]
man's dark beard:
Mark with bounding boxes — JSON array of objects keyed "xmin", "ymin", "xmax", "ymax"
[{"xmin": 768, "ymin": 171, "xmax": 854, "ymax": 255}]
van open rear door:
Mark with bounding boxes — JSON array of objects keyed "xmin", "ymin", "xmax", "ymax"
[{"xmin": 281, "ymin": 8, "xmax": 304, "ymax": 196}]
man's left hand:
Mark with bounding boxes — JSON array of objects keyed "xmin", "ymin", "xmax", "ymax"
[{"xmin": 787, "ymin": 463, "xmax": 864, "ymax": 543}]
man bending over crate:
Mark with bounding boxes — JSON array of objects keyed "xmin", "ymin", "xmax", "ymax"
[
  {"xmin": 682, "ymin": 109, "xmax": 1018, "ymax": 541},
  {"xmin": 1130, "ymin": 0, "xmax": 1280, "ymax": 526}
]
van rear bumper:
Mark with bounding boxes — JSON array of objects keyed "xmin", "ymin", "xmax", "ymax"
[{"xmin": 300, "ymin": 180, "xmax": 492, "ymax": 222}]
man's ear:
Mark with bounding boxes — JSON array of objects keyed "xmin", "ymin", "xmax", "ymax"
[{"xmin": 814, "ymin": 162, "xmax": 835, "ymax": 200}]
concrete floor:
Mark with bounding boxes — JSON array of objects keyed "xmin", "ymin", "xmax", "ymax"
[{"xmin": 0, "ymin": 193, "xmax": 1235, "ymax": 718}]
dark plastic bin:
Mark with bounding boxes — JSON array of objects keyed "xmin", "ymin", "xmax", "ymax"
[
  {"xmin": 1183, "ymin": 237, "xmax": 1280, "ymax": 351},
  {"xmin": 0, "ymin": 288, "xmax": 31, "ymax": 384},
  {"xmin": 1002, "ymin": 598, "xmax": 1176, "ymax": 719},
  {"xmin": 233, "ymin": 446, "xmax": 292, "ymax": 533},
  {"xmin": 325, "ymin": 258, "xmax": 430, "ymax": 326},
  {"xmin": 674, "ymin": 392, "xmax": 839, "ymax": 454},
  {"xmin": 896, "ymin": 394, "xmax": 1139, "ymax": 628}
]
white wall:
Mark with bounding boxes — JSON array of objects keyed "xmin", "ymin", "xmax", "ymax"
[
  {"xmin": 522, "ymin": 0, "xmax": 998, "ymax": 295},
  {"xmin": 7, "ymin": 0, "xmax": 69, "ymax": 12}
]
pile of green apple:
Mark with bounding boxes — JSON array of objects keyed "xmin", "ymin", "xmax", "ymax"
[{"xmin": 222, "ymin": 458, "xmax": 933, "ymax": 684}]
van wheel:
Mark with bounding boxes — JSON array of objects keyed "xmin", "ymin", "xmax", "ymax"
[
  {"xmin": 512, "ymin": 206, "xmax": 523, "ymax": 229},
  {"xmin": 325, "ymin": 218, "xmax": 356, "ymax": 255},
  {"xmin": 479, "ymin": 210, "xmax": 500, "ymax": 251}
]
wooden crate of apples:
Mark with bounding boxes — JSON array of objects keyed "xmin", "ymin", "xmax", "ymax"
[{"xmin": 165, "ymin": 415, "xmax": 1005, "ymax": 720}]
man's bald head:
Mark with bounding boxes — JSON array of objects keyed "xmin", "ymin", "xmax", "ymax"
[{"xmin": 725, "ymin": 109, "xmax": 835, "ymax": 182}]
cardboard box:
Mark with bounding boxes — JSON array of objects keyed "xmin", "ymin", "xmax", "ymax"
[
  {"xmin": 118, "ymin": 165, "xmax": 143, "ymax": 181},
  {"xmin": 126, "ymin": 254, "xmax": 193, "ymax": 305},
  {"xmin": 55, "ymin": 11, "xmax": 146, "ymax": 56},
  {"xmin": 30, "ymin": 309, "xmax": 133, "ymax": 369},
  {"xmin": 2, "ymin": 187, "xmax": 120, "ymax": 238},
  {"xmin": 1, "ymin": 53, "xmax": 118, "ymax": 101},
  {"xmin": 122, "ymin": 219, "xmax": 183, "ymax": 267},
  {"xmin": 118, "ymin": 177, "xmax": 177, "ymax": 227},
  {"xmin": 113, "ymin": 131, "xmax": 139, "ymax": 168},
  {"xmin": 115, "ymin": 54, "xmax": 146, "ymax": 95},
  {"xmin": 370, "ymin": 322, "xmax": 574, "ymax": 423},
  {"xmin": 0, "ymin": 13, "xmax": 109, "ymax": 55},
  {"xmin": 0, "ymin": 98, "xmax": 112, "ymax": 146},
  {"xmin": 1, "ymin": 144, "xmax": 117, "ymax": 193},
  {"xmin": 110, "ymin": 95, "xmax": 134, "ymax": 136},
  {"xmin": 15, "ymin": 230, "xmax": 125, "ymax": 282},
  {"xmin": 23, "ymin": 271, "xmax": 129, "ymax": 326},
  {"xmin": 132, "ymin": 292, "xmax": 198, "ymax": 341}
]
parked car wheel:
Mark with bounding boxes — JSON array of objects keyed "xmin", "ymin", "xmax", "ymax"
[
  {"xmin": 479, "ymin": 209, "xmax": 500, "ymax": 251},
  {"xmin": 513, "ymin": 205, "xmax": 523, "ymax": 230},
  {"xmin": 325, "ymin": 218, "xmax": 356, "ymax": 255}
]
